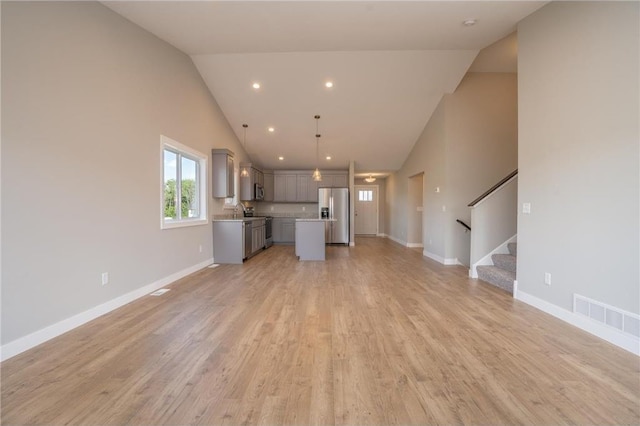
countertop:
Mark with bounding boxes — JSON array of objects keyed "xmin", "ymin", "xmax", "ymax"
[
  {"xmin": 295, "ymin": 218, "xmax": 336, "ymax": 222},
  {"xmin": 212, "ymin": 216, "xmax": 266, "ymax": 222}
]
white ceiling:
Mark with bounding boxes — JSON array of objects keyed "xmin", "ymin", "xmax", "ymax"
[{"xmin": 103, "ymin": 1, "xmax": 546, "ymax": 173}]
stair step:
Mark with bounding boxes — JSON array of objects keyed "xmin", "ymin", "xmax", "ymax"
[
  {"xmin": 508, "ymin": 242, "xmax": 518, "ymax": 257},
  {"xmin": 477, "ymin": 265, "xmax": 515, "ymax": 293},
  {"xmin": 492, "ymin": 254, "xmax": 517, "ymax": 273}
]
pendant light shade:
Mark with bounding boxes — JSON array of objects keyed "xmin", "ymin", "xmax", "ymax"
[
  {"xmin": 313, "ymin": 115, "xmax": 322, "ymax": 182},
  {"xmin": 365, "ymin": 174, "xmax": 376, "ymax": 183},
  {"xmin": 240, "ymin": 124, "xmax": 249, "ymax": 177}
]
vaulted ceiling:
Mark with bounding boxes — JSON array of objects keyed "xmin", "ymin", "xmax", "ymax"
[{"xmin": 103, "ymin": 1, "xmax": 545, "ymax": 174}]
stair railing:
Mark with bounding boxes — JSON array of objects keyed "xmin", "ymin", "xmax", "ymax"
[
  {"xmin": 456, "ymin": 219, "xmax": 471, "ymax": 232},
  {"xmin": 468, "ymin": 170, "xmax": 518, "ymax": 278},
  {"xmin": 468, "ymin": 169, "xmax": 518, "ymax": 207}
]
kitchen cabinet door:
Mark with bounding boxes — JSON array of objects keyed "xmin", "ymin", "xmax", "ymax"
[
  {"xmin": 272, "ymin": 218, "xmax": 283, "ymax": 242},
  {"xmin": 284, "ymin": 175, "xmax": 297, "ymax": 202},
  {"xmin": 331, "ymin": 174, "xmax": 348, "ymax": 187},
  {"xmin": 281, "ymin": 220, "xmax": 295, "ymax": 243},
  {"xmin": 297, "ymin": 174, "xmax": 310, "ymax": 202},
  {"xmin": 211, "ymin": 149, "xmax": 235, "ymax": 198},
  {"xmin": 263, "ymin": 172, "xmax": 274, "ymax": 202}
]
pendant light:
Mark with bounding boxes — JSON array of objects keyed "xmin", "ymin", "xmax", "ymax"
[
  {"xmin": 365, "ymin": 174, "xmax": 376, "ymax": 183},
  {"xmin": 240, "ymin": 124, "xmax": 249, "ymax": 177},
  {"xmin": 313, "ymin": 115, "xmax": 322, "ymax": 182}
]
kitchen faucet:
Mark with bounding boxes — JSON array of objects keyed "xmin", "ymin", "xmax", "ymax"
[{"xmin": 234, "ymin": 202, "xmax": 246, "ymax": 218}]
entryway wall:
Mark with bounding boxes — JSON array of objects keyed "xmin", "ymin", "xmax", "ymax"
[{"xmin": 407, "ymin": 173, "xmax": 424, "ymax": 247}]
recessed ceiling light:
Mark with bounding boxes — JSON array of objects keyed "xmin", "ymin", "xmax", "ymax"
[
  {"xmin": 268, "ymin": 127, "xmax": 275, "ymax": 132},
  {"xmin": 325, "ymin": 81, "xmax": 334, "ymax": 88},
  {"xmin": 278, "ymin": 156, "xmax": 284, "ymax": 161},
  {"xmin": 463, "ymin": 19, "xmax": 477, "ymax": 26},
  {"xmin": 326, "ymin": 156, "xmax": 332, "ymax": 160},
  {"xmin": 252, "ymin": 82, "xmax": 260, "ymax": 89}
]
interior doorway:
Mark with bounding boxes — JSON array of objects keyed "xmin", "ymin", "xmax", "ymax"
[
  {"xmin": 407, "ymin": 173, "xmax": 424, "ymax": 247},
  {"xmin": 355, "ymin": 185, "xmax": 379, "ymax": 235}
]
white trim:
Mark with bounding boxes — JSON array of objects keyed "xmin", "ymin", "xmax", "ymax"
[
  {"xmin": 423, "ymin": 250, "xmax": 445, "ymax": 263},
  {"xmin": 387, "ymin": 234, "xmax": 408, "ymax": 247},
  {"xmin": 423, "ymin": 250, "xmax": 461, "ymax": 266},
  {"xmin": 0, "ymin": 258, "xmax": 213, "ymax": 362},
  {"xmin": 469, "ymin": 234, "xmax": 517, "ymax": 278},
  {"xmin": 513, "ymin": 280, "xmax": 518, "ymax": 298},
  {"xmin": 349, "ymin": 242, "xmax": 355, "ymax": 247},
  {"xmin": 407, "ymin": 243, "xmax": 424, "ymax": 248},
  {"xmin": 377, "ymin": 233, "xmax": 386, "ymax": 237},
  {"xmin": 515, "ymin": 290, "xmax": 640, "ymax": 356}
]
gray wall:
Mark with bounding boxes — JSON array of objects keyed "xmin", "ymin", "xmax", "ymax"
[
  {"xmin": 1, "ymin": 2, "xmax": 249, "ymax": 344},
  {"xmin": 517, "ymin": 2, "xmax": 639, "ymax": 314},
  {"xmin": 387, "ymin": 72, "xmax": 518, "ymax": 264}
]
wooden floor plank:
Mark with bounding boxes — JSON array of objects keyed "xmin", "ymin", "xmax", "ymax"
[{"xmin": 2, "ymin": 237, "xmax": 639, "ymax": 425}]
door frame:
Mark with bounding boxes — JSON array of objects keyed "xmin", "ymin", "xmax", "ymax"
[{"xmin": 354, "ymin": 185, "xmax": 379, "ymax": 235}]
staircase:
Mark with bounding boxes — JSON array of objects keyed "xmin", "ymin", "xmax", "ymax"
[{"xmin": 477, "ymin": 242, "xmax": 517, "ymax": 293}]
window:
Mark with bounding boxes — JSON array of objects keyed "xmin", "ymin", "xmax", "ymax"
[
  {"xmin": 358, "ymin": 189, "xmax": 373, "ymax": 202},
  {"xmin": 161, "ymin": 135, "xmax": 207, "ymax": 229}
]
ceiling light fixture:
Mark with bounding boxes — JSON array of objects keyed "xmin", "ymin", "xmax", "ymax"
[
  {"xmin": 240, "ymin": 124, "xmax": 249, "ymax": 177},
  {"xmin": 252, "ymin": 82, "xmax": 260, "ymax": 89},
  {"xmin": 463, "ymin": 19, "xmax": 477, "ymax": 26},
  {"xmin": 268, "ymin": 127, "xmax": 275, "ymax": 132},
  {"xmin": 278, "ymin": 156, "xmax": 284, "ymax": 161},
  {"xmin": 325, "ymin": 81, "xmax": 334, "ymax": 88},
  {"xmin": 326, "ymin": 156, "xmax": 332, "ymax": 160},
  {"xmin": 312, "ymin": 115, "xmax": 322, "ymax": 182},
  {"xmin": 365, "ymin": 174, "xmax": 376, "ymax": 183}
]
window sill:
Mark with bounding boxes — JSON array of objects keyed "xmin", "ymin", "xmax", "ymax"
[{"xmin": 161, "ymin": 218, "xmax": 208, "ymax": 230}]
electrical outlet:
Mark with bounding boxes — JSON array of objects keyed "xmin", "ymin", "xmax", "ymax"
[
  {"xmin": 101, "ymin": 272, "xmax": 109, "ymax": 286},
  {"xmin": 302, "ymin": 206, "xmax": 306, "ymax": 211},
  {"xmin": 544, "ymin": 272, "xmax": 551, "ymax": 286},
  {"xmin": 270, "ymin": 206, "xmax": 274, "ymax": 211}
]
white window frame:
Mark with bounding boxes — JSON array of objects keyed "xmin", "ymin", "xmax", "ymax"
[{"xmin": 160, "ymin": 135, "xmax": 208, "ymax": 229}]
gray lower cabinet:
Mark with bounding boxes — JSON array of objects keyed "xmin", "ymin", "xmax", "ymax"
[
  {"xmin": 212, "ymin": 221, "xmax": 244, "ymax": 264},
  {"xmin": 272, "ymin": 218, "xmax": 296, "ymax": 244}
]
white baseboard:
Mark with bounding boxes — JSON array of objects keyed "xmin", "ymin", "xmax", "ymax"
[
  {"xmin": 377, "ymin": 233, "xmax": 386, "ymax": 237},
  {"xmin": 515, "ymin": 290, "xmax": 640, "ymax": 356},
  {"xmin": 387, "ymin": 235, "xmax": 407, "ymax": 247},
  {"xmin": 349, "ymin": 242, "xmax": 355, "ymax": 246},
  {"xmin": 0, "ymin": 258, "xmax": 214, "ymax": 362},
  {"xmin": 470, "ymin": 234, "xmax": 517, "ymax": 278},
  {"xmin": 423, "ymin": 250, "xmax": 461, "ymax": 266},
  {"xmin": 407, "ymin": 243, "xmax": 424, "ymax": 248}
]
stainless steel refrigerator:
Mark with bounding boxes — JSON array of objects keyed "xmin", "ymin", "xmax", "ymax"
[{"xmin": 318, "ymin": 187, "xmax": 349, "ymax": 245}]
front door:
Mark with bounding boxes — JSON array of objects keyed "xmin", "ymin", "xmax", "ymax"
[{"xmin": 355, "ymin": 186, "xmax": 378, "ymax": 235}]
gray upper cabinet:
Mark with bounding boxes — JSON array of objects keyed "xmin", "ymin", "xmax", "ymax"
[
  {"xmin": 273, "ymin": 170, "xmax": 347, "ymax": 202},
  {"xmin": 274, "ymin": 174, "xmax": 297, "ymax": 202},
  {"xmin": 263, "ymin": 171, "xmax": 274, "ymax": 202},
  {"xmin": 211, "ymin": 149, "xmax": 234, "ymax": 198}
]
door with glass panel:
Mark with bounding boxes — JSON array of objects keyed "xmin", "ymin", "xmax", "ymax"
[{"xmin": 355, "ymin": 186, "xmax": 378, "ymax": 235}]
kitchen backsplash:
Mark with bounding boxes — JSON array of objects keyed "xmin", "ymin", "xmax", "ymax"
[{"xmin": 255, "ymin": 202, "xmax": 319, "ymax": 218}]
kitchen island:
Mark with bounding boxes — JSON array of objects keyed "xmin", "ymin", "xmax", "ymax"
[{"xmin": 295, "ymin": 219, "xmax": 331, "ymax": 261}]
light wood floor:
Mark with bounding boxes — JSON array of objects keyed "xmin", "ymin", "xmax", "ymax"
[{"xmin": 2, "ymin": 237, "xmax": 639, "ymax": 425}]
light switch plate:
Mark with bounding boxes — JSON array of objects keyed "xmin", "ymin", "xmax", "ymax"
[{"xmin": 523, "ymin": 203, "xmax": 531, "ymax": 214}]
